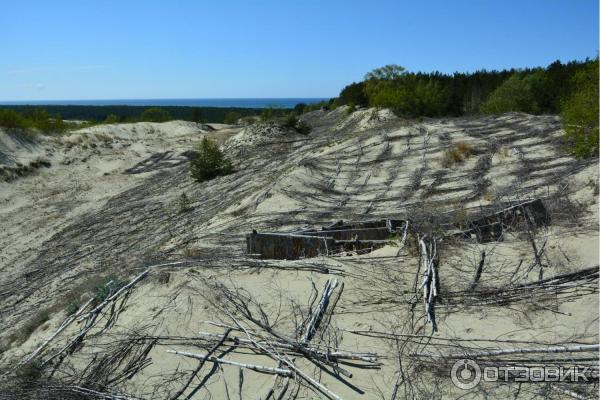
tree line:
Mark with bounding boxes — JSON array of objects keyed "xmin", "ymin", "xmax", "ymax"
[
  {"xmin": 0, "ymin": 105, "xmax": 268, "ymax": 126},
  {"xmin": 322, "ymin": 58, "xmax": 598, "ymax": 157}
]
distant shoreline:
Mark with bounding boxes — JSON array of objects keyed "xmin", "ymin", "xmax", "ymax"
[
  {"xmin": 0, "ymin": 98, "xmax": 328, "ymax": 109},
  {"xmin": 0, "ymin": 103, "xmax": 300, "ymax": 124}
]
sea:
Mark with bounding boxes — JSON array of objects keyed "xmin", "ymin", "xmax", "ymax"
[{"xmin": 0, "ymin": 98, "xmax": 329, "ymax": 109}]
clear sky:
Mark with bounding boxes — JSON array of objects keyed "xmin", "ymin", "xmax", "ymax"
[{"xmin": 1, "ymin": 0, "xmax": 598, "ymax": 100}]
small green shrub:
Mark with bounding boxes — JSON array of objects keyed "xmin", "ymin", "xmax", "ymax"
[
  {"xmin": 15, "ymin": 359, "xmax": 44, "ymax": 381},
  {"xmin": 190, "ymin": 137, "xmax": 234, "ymax": 182},
  {"xmin": 157, "ymin": 271, "xmax": 171, "ymax": 284},
  {"xmin": 344, "ymin": 103, "xmax": 356, "ymax": 116},
  {"xmin": 302, "ymin": 100, "xmax": 332, "ymax": 113},
  {"xmin": 178, "ymin": 192, "xmax": 192, "ymax": 213},
  {"xmin": 0, "ymin": 109, "xmax": 29, "ymax": 130},
  {"xmin": 295, "ymin": 120, "xmax": 311, "ymax": 135},
  {"xmin": 281, "ymin": 113, "xmax": 311, "ymax": 134},
  {"xmin": 65, "ymin": 299, "xmax": 81, "ymax": 316},
  {"xmin": 25, "ymin": 108, "xmax": 66, "ymax": 133},
  {"xmin": 283, "ymin": 113, "xmax": 298, "ymax": 128},
  {"xmin": 260, "ymin": 107, "xmax": 276, "ymax": 121},
  {"xmin": 223, "ymin": 111, "xmax": 241, "ymax": 124},
  {"xmin": 92, "ymin": 277, "xmax": 127, "ymax": 306}
]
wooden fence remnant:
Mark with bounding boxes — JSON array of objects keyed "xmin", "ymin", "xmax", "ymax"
[{"xmin": 247, "ymin": 219, "xmax": 404, "ymax": 259}]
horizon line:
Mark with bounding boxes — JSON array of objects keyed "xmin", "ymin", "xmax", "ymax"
[{"xmin": 0, "ymin": 96, "xmax": 331, "ymax": 103}]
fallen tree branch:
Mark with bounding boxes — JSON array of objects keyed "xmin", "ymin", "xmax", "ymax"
[
  {"xmin": 411, "ymin": 343, "xmax": 600, "ymax": 359},
  {"xmin": 167, "ymin": 350, "xmax": 294, "ymax": 377}
]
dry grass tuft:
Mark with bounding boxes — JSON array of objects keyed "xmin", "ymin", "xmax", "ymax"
[
  {"xmin": 183, "ymin": 247, "xmax": 202, "ymax": 258},
  {"xmin": 441, "ymin": 141, "xmax": 473, "ymax": 167}
]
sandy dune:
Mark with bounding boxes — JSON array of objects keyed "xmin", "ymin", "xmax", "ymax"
[{"xmin": 0, "ymin": 109, "xmax": 597, "ymax": 399}]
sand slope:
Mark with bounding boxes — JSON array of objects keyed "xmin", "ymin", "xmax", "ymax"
[{"xmin": 0, "ymin": 110, "xmax": 597, "ymax": 399}]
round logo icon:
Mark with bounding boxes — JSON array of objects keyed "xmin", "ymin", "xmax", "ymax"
[{"xmin": 451, "ymin": 359, "xmax": 481, "ymax": 390}]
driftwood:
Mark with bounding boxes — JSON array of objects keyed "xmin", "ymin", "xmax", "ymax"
[
  {"xmin": 412, "ymin": 343, "xmax": 600, "ymax": 359},
  {"xmin": 228, "ymin": 313, "xmax": 344, "ymax": 400},
  {"xmin": 167, "ymin": 350, "xmax": 294, "ymax": 377},
  {"xmin": 303, "ymin": 279, "xmax": 339, "ymax": 343},
  {"xmin": 195, "ymin": 332, "xmax": 377, "ymax": 363},
  {"xmin": 197, "ymin": 278, "xmax": 370, "ymax": 400},
  {"xmin": 468, "ymin": 250, "xmax": 486, "ymax": 290},
  {"xmin": 444, "ymin": 265, "xmax": 599, "ymax": 307},
  {"xmin": 169, "ymin": 329, "xmax": 232, "ymax": 400},
  {"xmin": 419, "ymin": 236, "xmax": 439, "ymax": 332}
]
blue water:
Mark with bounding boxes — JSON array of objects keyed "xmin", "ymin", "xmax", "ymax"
[{"xmin": 0, "ymin": 98, "xmax": 329, "ymax": 109}]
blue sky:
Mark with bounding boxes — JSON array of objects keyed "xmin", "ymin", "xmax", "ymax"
[{"xmin": 1, "ymin": 0, "xmax": 598, "ymax": 100}]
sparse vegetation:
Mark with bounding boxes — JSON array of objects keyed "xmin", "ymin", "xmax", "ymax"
[
  {"xmin": 299, "ymin": 99, "xmax": 335, "ymax": 113},
  {"xmin": 282, "ymin": 113, "xmax": 311, "ymax": 134},
  {"xmin": 183, "ymin": 247, "xmax": 202, "ymax": 258},
  {"xmin": 65, "ymin": 299, "xmax": 81, "ymax": 316},
  {"xmin": 157, "ymin": 271, "xmax": 171, "ymax": 285},
  {"xmin": 14, "ymin": 359, "xmax": 44, "ymax": 381},
  {"xmin": 483, "ymin": 190, "xmax": 496, "ymax": 202},
  {"xmin": 24, "ymin": 310, "xmax": 50, "ymax": 336},
  {"xmin": 177, "ymin": 192, "xmax": 193, "ymax": 213},
  {"xmin": 283, "ymin": 113, "xmax": 298, "ymax": 128},
  {"xmin": 223, "ymin": 111, "xmax": 241, "ymax": 124},
  {"xmin": 441, "ymin": 141, "xmax": 473, "ymax": 167},
  {"xmin": 344, "ymin": 102, "xmax": 356, "ymax": 116},
  {"xmin": 190, "ymin": 137, "xmax": 234, "ymax": 182},
  {"xmin": 8, "ymin": 309, "xmax": 51, "ymax": 346},
  {"xmin": 295, "ymin": 120, "xmax": 311, "ymax": 135},
  {"xmin": 87, "ymin": 277, "xmax": 127, "ymax": 308},
  {"xmin": 0, "ymin": 108, "xmax": 66, "ymax": 135},
  {"xmin": 0, "ymin": 109, "xmax": 29, "ymax": 130},
  {"xmin": 260, "ymin": 107, "xmax": 276, "ymax": 121}
]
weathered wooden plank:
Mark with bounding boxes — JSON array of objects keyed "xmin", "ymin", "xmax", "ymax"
[{"xmin": 246, "ymin": 219, "xmax": 404, "ymax": 259}]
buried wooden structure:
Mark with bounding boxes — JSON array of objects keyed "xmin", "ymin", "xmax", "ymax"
[
  {"xmin": 246, "ymin": 219, "xmax": 404, "ymax": 260},
  {"xmin": 246, "ymin": 199, "xmax": 550, "ymax": 260},
  {"xmin": 247, "ymin": 199, "xmax": 551, "ymax": 260},
  {"xmin": 457, "ymin": 198, "xmax": 551, "ymax": 243}
]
